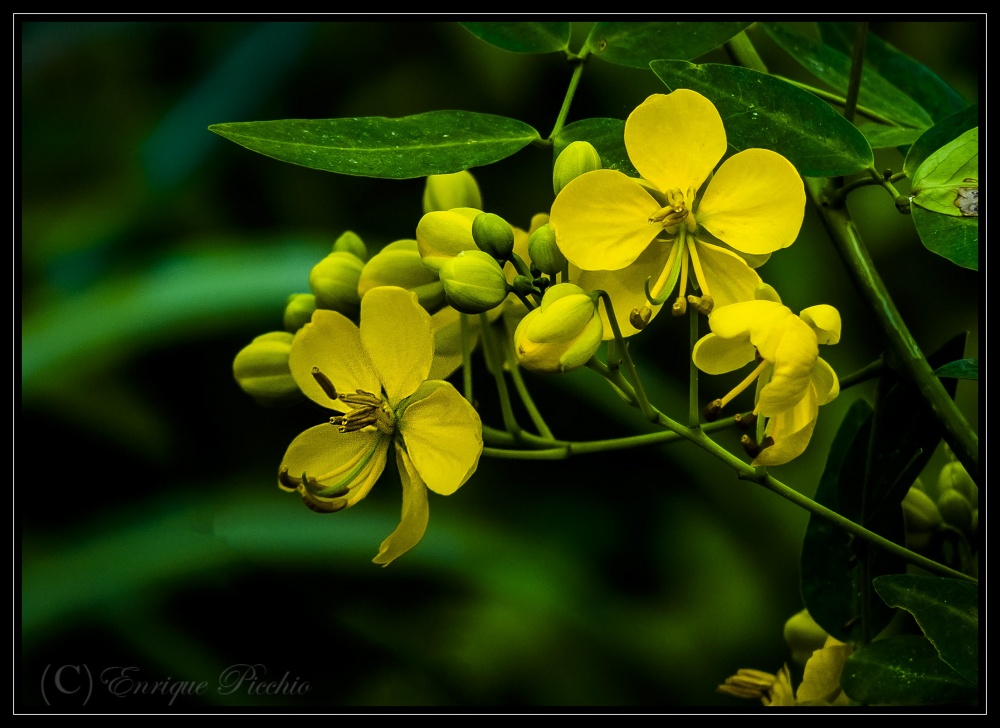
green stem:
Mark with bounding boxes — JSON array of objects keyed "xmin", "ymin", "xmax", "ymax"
[
  {"xmin": 504, "ymin": 331, "xmax": 554, "ymax": 440},
  {"xmin": 595, "ymin": 291, "xmax": 657, "ymax": 423},
  {"xmin": 549, "ymin": 51, "xmax": 589, "ymax": 141},
  {"xmin": 460, "ymin": 313, "xmax": 474, "ymax": 403},
  {"xmin": 805, "ymin": 177, "xmax": 979, "ymax": 484},
  {"xmin": 843, "ymin": 22, "xmax": 868, "ymax": 124},
  {"xmin": 479, "ymin": 313, "xmax": 521, "ymax": 437},
  {"xmin": 725, "ymin": 31, "xmax": 767, "ymax": 73},
  {"xmin": 688, "ymin": 306, "xmax": 701, "ymax": 429},
  {"xmin": 839, "ymin": 356, "xmax": 885, "ymax": 389}
]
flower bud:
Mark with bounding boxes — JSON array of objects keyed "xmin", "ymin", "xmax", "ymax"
[
  {"xmin": 936, "ymin": 461, "xmax": 977, "ymax": 504},
  {"xmin": 514, "ymin": 283, "xmax": 602, "ymax": 373},
  {"xmin": 233, "ymin": 331, "xmax": 301, "ymax": 407},
  {"xmin": 423, "ymin": 171, "xmax": 483, "ymax": 214},
  {"xmin": 438, "ymin": 249, "xmax": 510, "ymax": 314},
  {"xmin": 937, "ymin": 488, "xmax": 974, "ymax": 533},
  {"xmin": 283, "ymin": 293, "xmax": 317, "ymax": 333},
  {"xmin": 472, "ymin": 212, "xmax": 515, "ymax": 259},
  {"xmin": 783, "ymin": 609, "xmax": 829, "ymax": 667},
  {"xmin": 332, "ymin": 230, "xmax": 368, "ymax": 261},
  {"xmin": 902, "ymin": 485, "xmax": 942, "ymax": 550},
  {"xmin": 358, "ymin": 240, "xmax": 445, "ymax": 311},
  {"xmin": 553, "ymin": 141, "xmax": 602, "ymax": 196},
  {"xmin": 527, "ymin": 224, "xmax": 566, "ymax": 275},
  {"xmin": 416, "ymin": 207, "xmax": 481, "ymax": 273},
  {"xmin": 309, "ymin": 251, "xmax": 364, "ymax": 317}
]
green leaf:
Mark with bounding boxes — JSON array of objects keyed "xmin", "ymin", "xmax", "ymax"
[
  {"xmin": 873, "ymin": 574, "xmax": 978, "ymax": 685},
  {"xmin": 459, "ymin": 22, "xmax": 570, "ymax": 54},
  {"xmin": 856, "ymin": 122, "xmax": 924, "ymax": 149},
  {"xmin": 761, "ymin": 22, "xmax": 934, "ymax": 129},
  {"xmin": 911, "ymin": 205, "xmax": 978, "ymax": 271},
  {"xmin": 819, "ymin": 22, "xmax": 968, "ymax": 123},
  {"xmin": 801, "ymin": 399, "xmax": 899, "ymax": 644},
  {"xmin": 552, "ymin": 118, "xmax": 638, "ymax": 178},
  {"xmin": 904, "ymin": 104, "xmax": 978, "ymax": 178},
  {"xmin": 584, "ymin": 22, "xmax": 751, "ymax": 68},
  {"xmin": 935, "ymin": 358, "xmax": 978, "ymax": 381},
  {"xmin": 650, "ymin": 61, "xmax": 873, "ymax": 176},
  {"xmin": 841, "ymin": 634, "xmax": 977, "ymax": 706},
  {"xmin": 911, "ymin": 127, "xmax": 978, "ymax": 216},
  {"xmin": 209, "ymin": 112, "xmax": 542, "ymax": 179}
]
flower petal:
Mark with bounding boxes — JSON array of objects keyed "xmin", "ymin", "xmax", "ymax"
[
  {"xmin": 550, "ymin": 169, "xmax": 662, "ymax": 271},
  {"xmin": 695, "ymin": 240, "xmax": 762, "ymax": 308},
  {"xmin": 697, "ymin": 148, "xmax": 805, "ymax": 255},
  {"xmin": 757, "ymin": 316, "xmax": 818, "ymax": 413},
  {"xmin": 398, "ymin": 382, "xmax": 482, "ymax": 495},
  {"xmin": 572, "ymin": 239, "xmax": 674, "ymax": 339},
  {"xmin": 415, "ymin": 207, "xmax": 480, "ymax": 272},
  {"xmin": 799, "ymin": 304, "xmax": 842, "ymax": 345},
  {"xmin": 796, "ymin": 637, "xmax": 853, "ymax": 704},
  {"xmin": 813, "ymin": 356, "xmax": 840, "ymax": 405},
  {"xmin": 709, "ymin": 300, "xmax": 782, "ymax": 342},
  {"xmin": 360, "ymin": 287, "xmax": 434, "ymax": 404},
  {"xmin": 624, "ymin": 90, "xmax": 726, "ymax": 197},
  {"xmin": 373, "ymin": 443, "xmax": 430, "ymax": 566},
  {"xmin": 280, "ymin": 424, "xmax": 389, "ymax": 508},
  {"xmin": 692, "ymin": 333, "xmax": 757, "ymax": 375},
  {"xmin": 754, "ymin": 385, "xmax": 819, "ymax": 467},
  {"xmin": 289, "ymin": 309, "xmax": 380, "ymax": 409}
]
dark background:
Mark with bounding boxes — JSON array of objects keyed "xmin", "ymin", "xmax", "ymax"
[{"xmin": 20, "ymin": 20, "xmax": 980, "ymax": 710}]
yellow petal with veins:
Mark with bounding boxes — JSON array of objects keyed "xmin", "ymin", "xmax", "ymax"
[
  {"xmin": 698, "ymin": 148, "xmax": 805, "ymax": 255},
  {"xmin": 694, "ymin": 240, "xmax": 762, "ymax": 308},
  {"xmin": 754, "ymin": 385, "xmax": 819, "ymax": 467},
  {"xmin": 624, "ymin": 90, "xmax": 726, "ymax": 197},
  {"xmin": 692, "ymin": 332, "xmax": 757, "ymax": 375},
  {"xmin": 360, "ymin": 287, "xmax": 433, "ymax": 405},
  {"xmin": 289, "ymin": 309, "xmax": 380, "ymax": 409},
  {"xmin": 373, "ymin": 443, "xmax": 430, "ymax": 566}
]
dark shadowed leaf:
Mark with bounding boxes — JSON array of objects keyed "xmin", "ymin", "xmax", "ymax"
[
  {"xmin": 553, "ymin": 118, "xmax": 638, "ymax": 177},
  {"xmin": 585, "ymin": 22, "xmax": 751, "ymax": 68},
  {"xmin": 911, "ymin": 206, "xmax": 978, "ymax": 271},
  {"xmin": 209, "ymin": 112, "xmax": 541, "ymax": 179},
  {"xmin": 460, "ymin": 22, "xmax": 570, "ymax": 54},
  {"xmin": 651, "ymin": 61, "xmax": 873, "ymax": 177},
  {"xmin": 934, "ymin": 359, "xmax": 978, "ymax": 380},
  {"xmin": 904, "ymin": 104, "xmax": 979, "ymax": 178},
  {"xmin": 856, "ymin": 122, "xmax": 924, "ymax": 149}
]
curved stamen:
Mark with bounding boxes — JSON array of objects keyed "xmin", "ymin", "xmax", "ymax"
[{"xmin": 311, "ymin": 367, "xmax": 338, "ymax": 400}]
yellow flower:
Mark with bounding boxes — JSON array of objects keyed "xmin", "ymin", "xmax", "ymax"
[
  {"xmin": 550, "ymin": 89, "xmax": 804, "ymax": 334},
  {"xmin": 692, "ymin": 292, "xmax": 841, "ymax": 466},
  {"xmin": 278, "ymin": 286, "xmax": 483, "ymax": 565}
]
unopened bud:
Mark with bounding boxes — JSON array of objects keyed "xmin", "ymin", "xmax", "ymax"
[
  {"xmin": 358, "ymin": 239, "xmax": 445, "ymax": 311},
  {"xmin": 902, "ymin": 486, "xmax": 942, "ymax": 550},
  {"xmin": 553, "ymin": 141, "xmax": 602, "ymax": 196},
  {"xmin": 423, "ymin": 171, "xmax": 483, "ymax": 214},
  {"xmin": 527, "ymin": 224, "xmax": 566, "ymax": 275},
  {"xmin": 472, "ymin": 212, "xmax": 515, "ymax": 259},
  {"xmin": 416, "ymin": 207, "xmax": 481, "ymax": 273},
  {"xmin": 309, "ymin": 251, "xmax": 364, "ymax": 317},
  {"xmin": 514, "ymin": 283, "xmax": 602, "ymax": 373},
  {"xmin": 233, "ymin": 332, "xmax": 301, "ymax": 407},
  {"xmin": 783, "ymin": 609, "xmax": 829, "ymax": 667},
  {"xmin": 332, "ymin": 230, "xmax": 368, "ymax": 261},
  {"xmin": 283, "ymin": 293, "xmax": 317, "ymax": 333},
  {"xmin": 937, "ymin": 488, "xmax": 973, "ymax": 533},
  {"xmin": 936, "ymin": 461, "xmax": 977, "ymax": 504},
  {"xmin": 438, "ymin": 249, "xmax": 509, "ymax": 314}
]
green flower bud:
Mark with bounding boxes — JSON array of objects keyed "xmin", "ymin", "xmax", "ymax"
[
  {"xmin": 937, "ymin": 488, "xmax": 973, "ymax": 533},
  {"xmin": 439, "ymin": 249, "xmax": 510, "ymax": 314},
  {"xmin": 416, "ymin": 207, "xmax": 481, "ymax": 273},
  {"xmin": 902, "ymin": 486, "xmax": 942, "ymax": 550},
  {"xmin": 332, "ymin": 230, "xmax": 368, "ymax": 261},
  {"xmin": 472, "ymin": 212, "xmax": 515, "ymax": 259},
  {"xmin": 309, "ymin": 251, "xmax": 364, "ymax": 317},
  {"xmin": 527, "ymin": 223, "xmax": 566, "ymax": 275},
  {"xmin": 513, "ymin": 283, "xmax": 602, "ymax": 373},
  {"xmin": 783, "ymin": 609, "xmax": 829, "ymax": 667},
  {"xmin": 233, "ymin": 331, "xmax": 301, "ymax": 407},
  {"xmin": 553, "ymin": 141, "xmax": 602, "ymax": 196},
  {"xmin": 357, "ymin": 239, "xmax": 445, "ymax": 311},
  {"xmin": 283, "ymin": 293, "xmax": 317, "ymax": 333},
  {"xmin": 936, "ymin": 461, "xmax": 977, "ymax": 504},
  {"xmin": 423, "ymin": 171, "xmax": 483, "ymax": 214}
]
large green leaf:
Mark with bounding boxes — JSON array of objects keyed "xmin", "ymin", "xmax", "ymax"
[
  {"xmin": 584, "ymin": 22, "xmax": 751, "ymax": 68},
  {"xmin": 841, "ymin": 634, "xmax": 977, "ymax": 706},
  {"xmin": 819, "ymin": 22, "xmax": 968, "ymax": 123},
  {"xmin": 910, "ymin": 127, "xmax": 978, "ymax": 216},
  {"xmin": 650, "ymin": 61, "xmax": 873, "ymax": 176},
  {"xmin": 873, "ymin": 574, "xmax": 978, "ymax": 685},
  {"xmin": 904, "ymin": 104, "xmax": 979, "ymax": 178},
  {"xmin": 209, "ymin": 112, "xmax": 541, "ymax": 179},
  {"xmin": 762, "ymin": 22, "xmax": 934, "ymax": 130},
  {"xmin": 460, "ymin": 22, "xmax": 570, "ymax": 54},
  {"xmin": 911, "ymin": 205, "xmax": 978, "ymax": 271},
  {"xmin": 935, "ymin": 358, "xmax": 978, "ymax": 381},
  {"xmin": 856, "ymin": 122, "xmax": 924, "ymax": 150},
  {"xmin": 552, "ymin": 118, "xmax": 638, "ymax": 177}
]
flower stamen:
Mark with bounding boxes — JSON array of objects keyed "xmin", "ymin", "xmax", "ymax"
[{"xmin": 311, "ymin": 367, "xmax": 339, "ymax": 400}]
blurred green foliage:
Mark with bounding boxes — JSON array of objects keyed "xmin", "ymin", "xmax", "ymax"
[{"xmin": 20, "ymin": 20, "xmax": 979, "ymax": 709}]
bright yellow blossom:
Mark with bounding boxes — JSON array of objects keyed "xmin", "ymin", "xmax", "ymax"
[
  {"xmin": 692, "ymin": 291, "xmax": 841, "ymax": 466},
  {"xmin": 278, "ymin": 286, "xmax": 483, "ymax": 565},
  {"xmin": 550, "ymin": 89, "xmax": 804, "ymax": 335}
]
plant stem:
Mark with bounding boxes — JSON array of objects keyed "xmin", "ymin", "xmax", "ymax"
[
  {"xmin": 843, "ymin": 22, "xmax": 868, "ymax": 124},
  {"xmin": 689, "ymin": 306, "xmax": 701, "ymax": 429},
  {"xmin": 549, "ymin": 50, "xmax": 589, "ymax": 141},
  {"xmin": 805, "ymin": 177, "xmax": 979, "ymax": 484},
  {"xmin": 479, "ymin": 313, "xmax": 520, "ymax": 437},
  {"xmin": 504, "ymin": 331, "xmax": 554, "ymax": 439},
  {"xmin": 460, "ymin": 313, "xmax": 474, "ymax": 403},
  {"xmin": 839, "ymin": 357, "xmax": 885, "ymax": 389}
]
